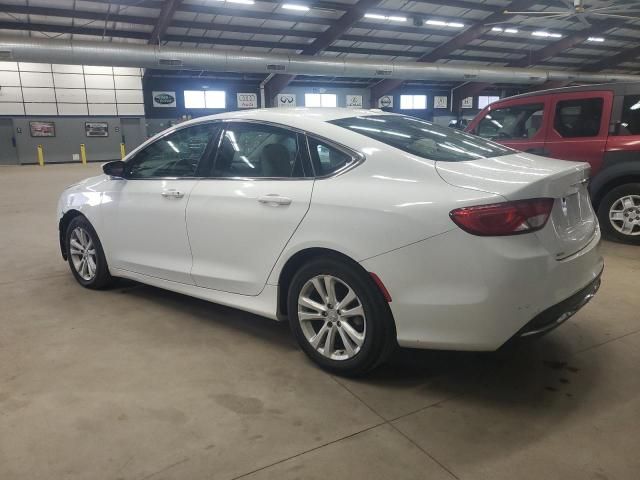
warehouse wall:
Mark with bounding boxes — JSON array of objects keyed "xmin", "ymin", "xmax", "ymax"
[{"xmin": 8, "ymin": 117, "xmax": 145, "ymax": 165}]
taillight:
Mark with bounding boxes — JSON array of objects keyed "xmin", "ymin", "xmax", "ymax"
[{"xmin": 450, "ymin": 198, "xmax": 554, "ymax": 236}]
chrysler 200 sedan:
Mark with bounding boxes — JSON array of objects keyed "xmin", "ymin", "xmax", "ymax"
[{"xmin": 58, "ymin": 108, "xmax": 604, "ymax": 375}]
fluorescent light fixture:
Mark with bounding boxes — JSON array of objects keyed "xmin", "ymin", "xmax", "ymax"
[
  {"xmin": 282, "ymin": 4, "xmax": 310, "ymax": 11},
  {"xmin": 491, "ymin": 27, "xmax": 503, "ymax": 32},
  {"xmin": 532, "ymin": 31, "xmax": 562, "ymax": 38},
  {"xmin": 215, "ymin": 0, "xmax": 255, "ymax": 4},
  {"xmin": 426, "ymin": 19, "xmax": 464, "ymax": 28},
  {"xmin": 587, "ymin": 36, "xmax": 605, "ymax": 42},
  {"xmin": 504, "ymin": 28, "xmax": 518, "ymax": 33},
  {"xmin": 364, "ymin": 13, "xmax": 406, "ymax": 22}
]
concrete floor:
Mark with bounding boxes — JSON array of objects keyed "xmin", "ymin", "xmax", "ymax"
[{"xmin": 1, "ymin": 163, "xmax": 639, "ymax": 480}]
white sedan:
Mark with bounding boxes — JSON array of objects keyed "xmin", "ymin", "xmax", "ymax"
[{"xmin": 58, "ymin": 108, "xmax": 604, "ymax": 375}]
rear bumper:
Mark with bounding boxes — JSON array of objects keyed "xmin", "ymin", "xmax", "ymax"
[{"xmin": 360, "ymin": 227, "xmax": 604, "ymax": 351}]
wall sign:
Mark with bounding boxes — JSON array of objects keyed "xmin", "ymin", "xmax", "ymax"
[
  {"xmin": 237, "ymin": 93, "xmax": 258, "ymax": 109},
  {"xmin": 85, "ymin": 122, "xmax": 109, "ymax": 137},
  {"xmin": 461, "ymin": 96, "xmax": 474, "ymax": 109},
  {"xmin": 346, "ymin": 95, "xmax": 363, "ymax": 108},
  {"xmin": 29, "ymin": 121, "xmax": 55, "ymax": 137},
  {"xmin": 378, "ymin": 95, "xmax": 393, "ymax": 108},
  {"xmin": 277, "ymin": 93, "xmax": 296, "ymax": 108},
  {"xmin": 434, "ymin": 96, "xmax": 448, "ymax": 109},
  {"xmin": 152, "ymin": 91, "xmax": 177, "ymax": 108}
]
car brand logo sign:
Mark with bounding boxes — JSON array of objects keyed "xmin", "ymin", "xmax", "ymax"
[
  {"xmin": 277, "ymin": 94, "xmax": 296, "ymax": 108},
  {"xmin": 237, "ymin": 93, "xmax": 258, "ymax": 109},
  {"xmin": 152, "ymin": 91, "xmax": 176, "ymax": 108},
  {"xmin": 378, "ymin": 95, "xmax": 393, "ymax": 108},
  {"xmin": 434, "ymin": 96, "xmax": 448, "ymax": 109},
  {"xmin": 346, "ymin": 95, "xmax": 363, "ymax": 108}
]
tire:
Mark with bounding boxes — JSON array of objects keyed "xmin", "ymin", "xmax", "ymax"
[
  {"xmin": 287, "ymin": 256, "xmax": 396, "ymax": 376},
  {"xmin": 65, "ymin": 216, "xmax": 115, "ymax": 289},
  {"xmin": 597, "ymin": 183, "xmax": 640, "ymax": 245}
]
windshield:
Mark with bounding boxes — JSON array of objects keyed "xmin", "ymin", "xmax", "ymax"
[{"xmin": 330, "ymin": 115, "xmax": 513, "ymax": 162}]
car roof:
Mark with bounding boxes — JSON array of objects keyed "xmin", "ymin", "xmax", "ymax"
[
  {"xmin": 498, "ymin": 81, "xmax": 640, "ymax": 103},
  {"xmin": 179, "ymin": 107, "xmax": 394, "ymax": 130}
]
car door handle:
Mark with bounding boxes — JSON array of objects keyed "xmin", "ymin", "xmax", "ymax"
[
  {"xmin": 161, "ymin": 189, "xmax": 185, "ymax": 199},
  {"xmin": 258, "ymin": 194, "xmax": 292, "ymax": 206}
]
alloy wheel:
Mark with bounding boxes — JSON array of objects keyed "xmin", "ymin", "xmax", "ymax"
[
  {"xmin": 69, "ymin": 226, "xmax": 97, "ymax": 281},
  {"xmin": 609, "ymin": 195, "xmax": 640, "ymax": 236},
  {"xmin": 297, "ymin": 275, "xmax": 367, "ymax": 361}
]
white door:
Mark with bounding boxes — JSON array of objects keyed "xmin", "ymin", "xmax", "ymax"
[
  {"xmin": 103, "ymin": 123, "xmax": 220, "ymax": 284},
  {"xmin": 187, "ymin": 122, "xmax": 313, "ymax": 295}
]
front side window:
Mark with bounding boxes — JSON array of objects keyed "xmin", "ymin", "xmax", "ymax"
[
  {"xmin": 476, "ymin": 103, "xmax": 544, "ymax": 140},
  {"xmin": 211, "ymin": 123, "xmax": 305, "ymax": 178},
  {"xmin": 307, "ymin": 137, "xmax": 354, "ymax": 176},
  {"xmin": 554, "ymin": 98, "xmax": 603, "ymax": 138},
  {"xmin": 330, "ymin": 115, "xmax": 512, "ymax": 162},
  {"xmin": 618, "ymin": 95, "xmax": 640, "ymax": 135},
  {"xmin": 125, "ymin": 124, "xmax": 217, "ymax": 178}
]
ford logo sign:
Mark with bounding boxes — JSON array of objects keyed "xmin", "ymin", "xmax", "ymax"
[{"xmin": 154, "ymin": 93, "xmax": 175, "ymax": 105}]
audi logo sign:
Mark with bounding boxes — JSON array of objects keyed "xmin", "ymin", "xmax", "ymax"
[
  {"xmin": 152, "ymin": 91, "xmax": 177, "ymax": 108},
  {"xmin": 237, "ymin": 93, "xmax": 258, "ymax": 109}
]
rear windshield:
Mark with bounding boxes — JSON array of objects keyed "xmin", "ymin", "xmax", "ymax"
[{"xmin": 330, "ymin": 115, "xmax": 512, "ymax": 162}]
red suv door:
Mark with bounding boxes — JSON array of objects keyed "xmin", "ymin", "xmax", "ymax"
[
  {"xmin": 544, "ymin": 90, "xmax": 613, "ymax": 174},
  {"xmin": 468, "ymin": 97, "xmax": 549, "ymax": 155}
]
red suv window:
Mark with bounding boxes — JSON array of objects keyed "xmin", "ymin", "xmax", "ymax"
[
  {"xmin": 553, "ymin": 98, "xmax": 603, "ymax": 138},
  {"xmin": 618, "ymin": 95, "xmax": 640, "ymax": 135},
  {"xmin": 476, "ymin": 103, "xmax": 544, "ymax": 140}
]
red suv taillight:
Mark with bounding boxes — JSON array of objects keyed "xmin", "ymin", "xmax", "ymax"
[{"xmin": 450, "ymin": 198, "xmax": 554, "ymax": 236}]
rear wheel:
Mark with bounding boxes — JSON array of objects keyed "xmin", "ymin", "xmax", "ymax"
[
  {"xmin": 287, "ymin": 257, "xmax": 396, "ymax": 376},
  {"xmin": 597, "ymin": 183, "xmax": 640, "ymax": 245},
  {"xmin": 66, "ymin": 216, "xmax": 115, "ymax": 289}
]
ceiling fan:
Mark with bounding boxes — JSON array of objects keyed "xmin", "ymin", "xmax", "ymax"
[{"xmin": 493, "ymin": 0, "xmax": 640, "ymax": 27}]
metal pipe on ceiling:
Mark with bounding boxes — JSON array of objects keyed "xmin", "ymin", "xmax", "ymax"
[{"xmin": 0, "ymin": 35, "xmax": 637, "ymax": 85}]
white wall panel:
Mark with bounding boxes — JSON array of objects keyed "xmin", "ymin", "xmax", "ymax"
[
  {"xmin": 114, "ymin": 75, "xmax": 142, "ymax": 90},
  {"xmin": 84, "ymin": 75, "xmax": 115, "ymax": 89},
  {"xmin": 86, "ymin": 89, "xmax": 116, "ymax": 103},
  {"xmin": 53, "ymin": 64, "xmax": 84, "ymax": 74},
  {"xmin": 116, "ymin": 89, "xmax": 144, "ymax": 104},
  {"xmin": 0, "ymin": 62, "xmax": 19, "ymax": 71},
  {"xmin": 113, "ymin": 67, "xmax": 142, "ymax": 76},
  {"xmin": 24, "ymin": 103, "xmax": 58, "ymax": 115},
  {"xmin": 19, "ymin": 62, "xmax": 52, "ymax": 72},
  {"xmin": 58, "ymin": 103, "xmax": 89, "ymax": 116},
  {"xmin": 55, "ymin": 88, "xmax": 87, "ymax": 103},
  {"xmin": 88, "ymin": 103, "xmax": 117, "ymax": 115},
  {"xmin": 117, "ymin": 103, "xmax": 145, "ymax": 116},
  {"xmin": 22, "ymin": 88, "xmax": 56, "ymax": 103},
  {"xmin": 0, "ymin": 71, "xmax": 21, "ymax": 86},
  {"xmin": 0, "ymin": 87, "xmax": 23, "ymax": 102},
  {"xmin": 20, "ymin": 72, "xmax": 54, "ymax": 87},
  {"xmin": 53, "ymin": 73, "xmax": 85, "ymax": 88},
  {"xmin": 0, "ymin": 102, "xmax": 25, "ymax": 115},
  {"xmin": 83, "ymin": 66, "xmax": 114, "ymax": 75}
]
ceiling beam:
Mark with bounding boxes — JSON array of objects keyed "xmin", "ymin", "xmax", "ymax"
[
  {"xmin": 370, "ymin": 0, "xmax": 532, "ymax": 104},
  {"xmin": 583, "ymin": 45, "xmax": 640, "ymax": 72},
  {"xmin": 149, "ymin": 0, "xmax": 183, "ymax": 45},
  {"xmin": 263, "ymin": 0, "xmax": 381, "ymax": 106}
]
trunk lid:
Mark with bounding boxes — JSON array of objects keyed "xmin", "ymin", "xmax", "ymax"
[{"xmin": 436, "ymin": 152, "xmax": 597, "ymax": 259}]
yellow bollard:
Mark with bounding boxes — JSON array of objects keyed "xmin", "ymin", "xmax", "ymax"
[
  {"xmin": 120, "ymin": 143, "xmax": 126, "ymax": 159},
  {"xmin": 37, "ymin": 145, "xmax": 44, "ymax": 166},
  {"xmin": 80, "ymin": 144, "xmax": 87, "ymax": 165}
]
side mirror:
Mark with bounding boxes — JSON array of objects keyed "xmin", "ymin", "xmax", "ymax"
[{"xmin": 103, "ymin": 160, "xmax": 125, "ymax": 178}]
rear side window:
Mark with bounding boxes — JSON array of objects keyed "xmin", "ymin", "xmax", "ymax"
[
  {"xmin": 554, "ymin": 98, "xmax": 603, "ymax": 138},
  {"xmin": 211, "ymin": 123, "xmax": 306, "ymax": 178},
  {"xmin": 476, "ymin": 103, "xmax": 544, "ymax": 140},
  {"xmin": 307, "ymin": 137, "xmax": 354, "ymax": 176},
  {"xmin": 618, "ymin": 95, "xmax": 640, "ymax": 135},
  {"xmin": 330, "ymin": 115, "xmax": 511, "ymax": 162}
]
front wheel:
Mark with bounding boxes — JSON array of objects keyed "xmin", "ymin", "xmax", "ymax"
[
  {"xmin": 597, "ymin": 183, "xmax": 640, "ymax": 245},
  {"xmin": 66, "ymin": 216, "xmax": 115, "ymax": 289},
  {"xmin": 287, "ymin": 257, "xmax": 396, "ymax": 376}
]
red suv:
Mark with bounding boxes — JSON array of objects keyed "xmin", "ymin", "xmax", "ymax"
[{"xmin": 467, "ymin": 83, "xmax": 640, "ymax": 245}]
